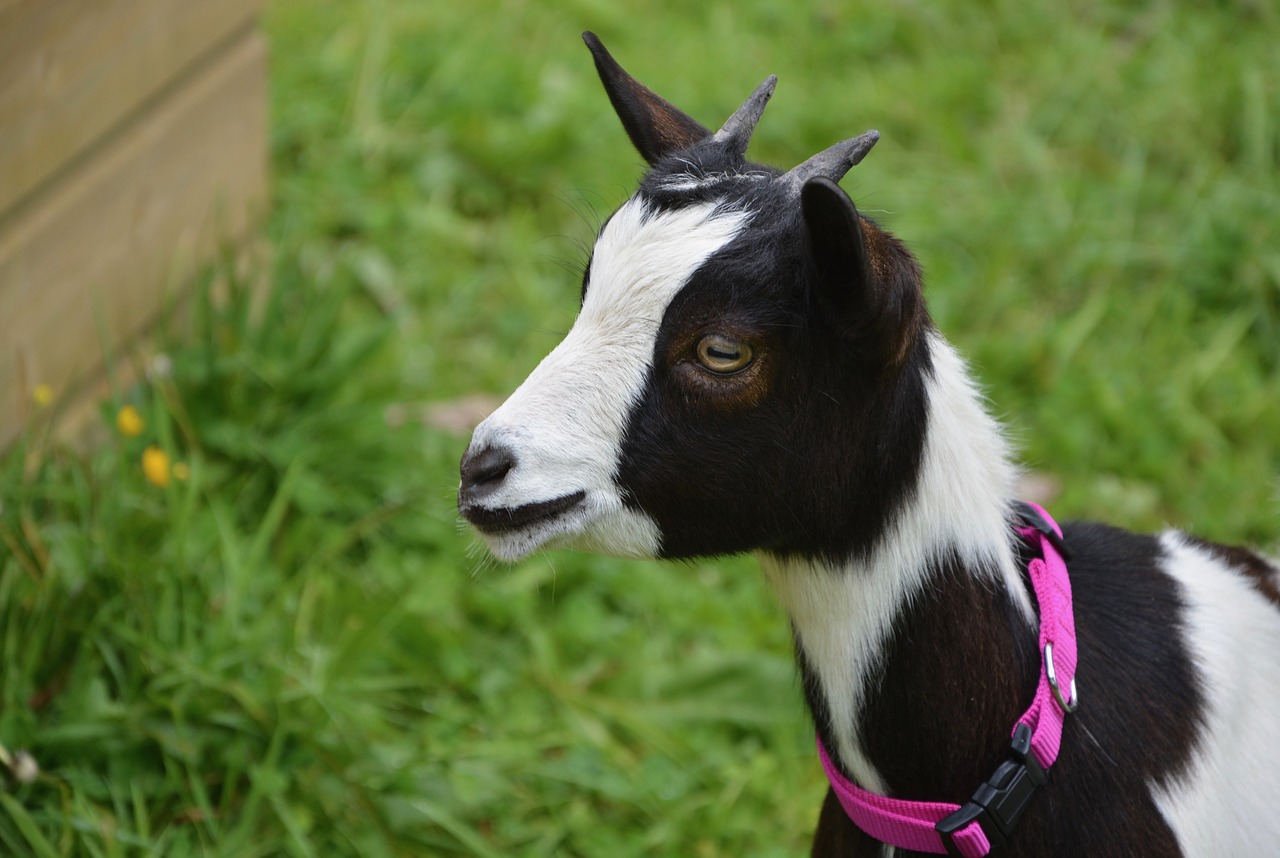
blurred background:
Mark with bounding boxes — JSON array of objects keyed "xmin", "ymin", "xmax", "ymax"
[{"xmin": 1, "ymin": 0, "xmax": 1278, "ymax": 854}]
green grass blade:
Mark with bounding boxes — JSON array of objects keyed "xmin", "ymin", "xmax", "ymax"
[{"xmin": 0, "ymin": 794, "xmax": 61, "ymax": 858}]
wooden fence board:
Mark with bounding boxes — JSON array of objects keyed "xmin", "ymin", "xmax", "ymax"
[
  {"xmin": 0, "ymin": 0, "xmax": 264, "ymax": 215},
  {"xmin": 0, "ymin": 30, "xmax": 268, "ymax": 446}
]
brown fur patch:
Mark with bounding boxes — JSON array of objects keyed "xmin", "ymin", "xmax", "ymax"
[
  {"xmin": 1185, "ymin": 535, "xmax": 1280, "ymax": 607},
  {"xmin": 858, "ymin": 216, "xmax": 927, "ymax": 368}
]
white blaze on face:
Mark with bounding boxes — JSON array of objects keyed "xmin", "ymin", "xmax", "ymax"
[{"xmin": 466, "ymin": 197, "xmax": 751, "ymax": 561}]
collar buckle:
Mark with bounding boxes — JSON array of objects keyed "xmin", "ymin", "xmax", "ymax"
[{"xmin": 935, "ymin": 723, "xmax": 1048, "ymax": 855}]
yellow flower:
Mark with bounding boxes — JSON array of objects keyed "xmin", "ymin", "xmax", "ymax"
[
  {"xmin": 142, "ymin": 446, "xmax": 171, "ymax": 487},
  {"xmin": 33, "ymin": 384, "xmax": 54, "ymax": 406},
  {"xmin": 116, "ymin": 405, "xmax": 145, "ymax": 437}
]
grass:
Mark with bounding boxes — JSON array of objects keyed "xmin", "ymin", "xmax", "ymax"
[{"xmin": 2, "ymin": 0, "xmax": 1278, "ymax": 854}]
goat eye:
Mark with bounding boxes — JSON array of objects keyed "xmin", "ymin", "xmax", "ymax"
[{"xmin": 694, "ymin": 334, "xmax": 753, "ymax": 374}]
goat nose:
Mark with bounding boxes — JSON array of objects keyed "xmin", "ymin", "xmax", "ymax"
[{"xmin": 459, "ymin": 444, "xmax": 517, "ymax": 505}]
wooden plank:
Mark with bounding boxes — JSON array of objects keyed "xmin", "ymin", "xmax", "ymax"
[
  {"xmin": 21, "ymin": 238, "xmax": 269, "ymax": 452},
  {"xmin": 0, "ymin": 0, "xmax": 265, "ymax": 215},
  {"xmin": 0, "ymin": 31, "xmax": 268, "ymax": 447}
]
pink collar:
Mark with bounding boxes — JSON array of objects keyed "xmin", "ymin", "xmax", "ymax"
[{"xmin": 818, "ymin": 502, "xmax": 1078, "ymax": 857}]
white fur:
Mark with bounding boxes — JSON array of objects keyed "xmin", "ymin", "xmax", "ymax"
[
  {"xmin": 466, "ymin": 197, "xmax": 751, "ymax": 561},
  {"xmin": 760, "ymin": 333, "xmax": 1032, "ymax": 789},
  {"xmin": 1151, "ymin": 532, "xmax": 1280, "ymax": 855},
  {"xmin": 657, "ymin": 167, "xmax": 773, "ymax": 193}
]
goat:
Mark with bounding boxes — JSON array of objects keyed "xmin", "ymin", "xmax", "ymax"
[{"xmin": 458, "ymin": 33, "xmax": 1280, "ymax": 857}]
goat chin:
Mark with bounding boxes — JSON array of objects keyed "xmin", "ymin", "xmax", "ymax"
[{"xmin": 471, "ymin": 491, "xmax": 662, "ymax": 563}]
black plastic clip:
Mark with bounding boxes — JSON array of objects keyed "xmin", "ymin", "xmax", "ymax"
[
  {"xmin": 935, "ymin": 723, "xmax": 1049, "ymax": 855},
  {"xmin": 1013, "ymin": 500, "xmax": 1071, "ymax": 561}
]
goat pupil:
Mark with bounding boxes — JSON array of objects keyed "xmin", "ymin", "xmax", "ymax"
[{"xmin": 696, "ymin": 335, "xmax": 752, "ymax": 373}]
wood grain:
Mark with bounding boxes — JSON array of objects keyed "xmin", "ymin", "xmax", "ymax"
[
  {"xmin": 0, "ymin": 30, "xmax": 268, "ymax": 446},
  {"xmin": 0, "ymin": 0, "xmax": 265, "ymax": 215}
]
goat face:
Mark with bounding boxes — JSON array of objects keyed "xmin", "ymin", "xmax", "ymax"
[{"xmin": 460, "ymin": 34, "xmax": 928, "ymax": 564}]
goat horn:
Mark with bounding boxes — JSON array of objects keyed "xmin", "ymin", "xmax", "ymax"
[
  {"xmin": 711, "ymin": 75, "xmax": 778, "ymax": 157},
  {"xmin": 783, "ymin": 130, "xmax": 881, "ymax": 188}
]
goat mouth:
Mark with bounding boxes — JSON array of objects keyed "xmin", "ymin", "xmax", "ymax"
[{"xmin": 461, "ymin": 490, "xmax": 588, "ymax": 536}]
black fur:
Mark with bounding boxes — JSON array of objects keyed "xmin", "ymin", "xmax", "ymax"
[
  {"xmin": 588, "ymin": 130, "xmax": 933, "ymax": 563},
  {"xmin": 614, "ymin": 185, "xmax": 932, "ymax": 563}
]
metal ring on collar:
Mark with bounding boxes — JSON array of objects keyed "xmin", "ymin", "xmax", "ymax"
[{"xmin": 1044, "ymin": 641, "xmax": 1079, "ymax": 713}]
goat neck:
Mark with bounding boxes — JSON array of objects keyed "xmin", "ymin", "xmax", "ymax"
[{"xmin": 760, "ymin": 331, "xmax": 1037, "ymax": 798}]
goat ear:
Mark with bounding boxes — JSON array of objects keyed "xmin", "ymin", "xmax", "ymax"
[
  {"xmin": 583, "ymin": 32, "xmax": 709, "ymax": 165},
  {"xmin": 801, "ymin": 177, "xmax": 921, "ymax": 366}
]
